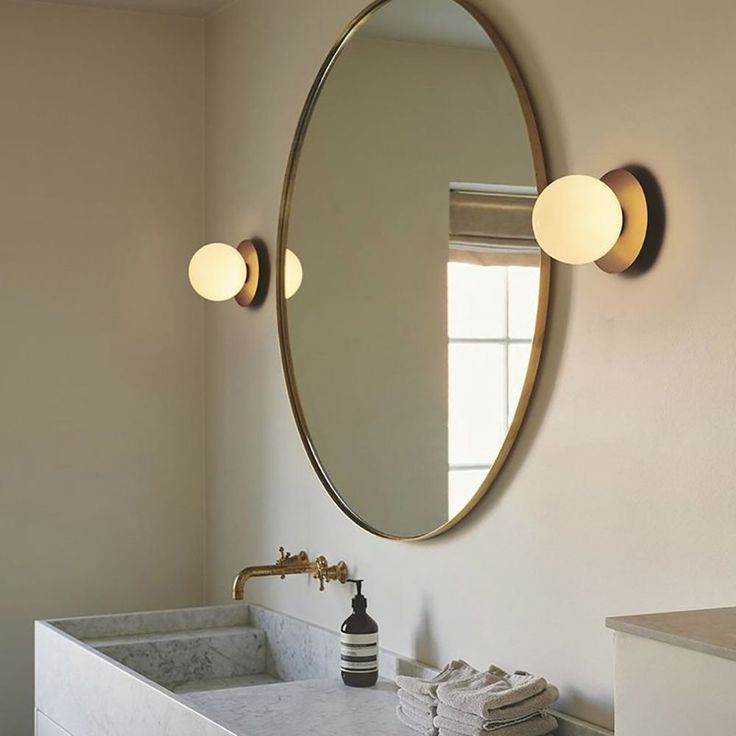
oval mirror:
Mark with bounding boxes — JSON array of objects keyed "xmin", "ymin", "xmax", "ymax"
[{"xmin": 278, "ymin": 0, "xmax": 548, "ymax": 540}]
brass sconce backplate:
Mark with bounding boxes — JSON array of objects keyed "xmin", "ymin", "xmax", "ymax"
[
  {"xmin": 235, "ymin": 239, "xmax": 260, "ymax": 307},
  {"xmin": 596, "ymin": 169, "xmax": 649, "ymax": 274}
]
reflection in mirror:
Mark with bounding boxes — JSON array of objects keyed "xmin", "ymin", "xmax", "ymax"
[
  {"xmin": 447, "ymin": 186, "xmax": 539, "ymax": 517},
  {"xmin": 281, "ymin": 0, "xmax": 547, "ymax": 539}
]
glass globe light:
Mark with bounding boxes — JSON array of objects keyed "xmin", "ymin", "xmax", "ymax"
[
  {"xmin": 188, "ymin": 243, "xmax": 247, "ymax": 302},
  {"xmin": 532, "ymin": 175, "xmax": 623, "ymax": 265}
]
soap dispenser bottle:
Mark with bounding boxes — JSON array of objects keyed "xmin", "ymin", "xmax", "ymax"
[{"xmin": 340, "ymin": 579, "xmax": 378, "ymax": 687}]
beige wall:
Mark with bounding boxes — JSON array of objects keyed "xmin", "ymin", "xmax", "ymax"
[
  {"xmin": 287, "ymin": 35, "xmax": 534, "ymax": 536},
  {"xmin": 204, "ymin": 0, "xmax": 736, "ymax": 729},
  {"xmin": 0, "ymin": 3, "xmax": 205, "ymax": 733},
  {"xmin": 4, "ymin": 0, "xmax": 727, "ymax": 731}
]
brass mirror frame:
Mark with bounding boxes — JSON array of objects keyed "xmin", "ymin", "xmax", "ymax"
[{"xmin": 276, "ymin": 0, "xmax": 550, "ymax": 541}]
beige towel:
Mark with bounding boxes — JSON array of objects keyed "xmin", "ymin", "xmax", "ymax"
[
  {"xmin": 397, "ymin": 704, "xmax": 438, "ymax": 736},
  {"xmin": 437, "ymin": 686, "xmax": 559, "ymax": 728},
  {"xmin": 436, "ymin": 671, "xmax": 547, "ymax": 718},
  {"xmin": 401, "ymin": 699, "xmax": 437, "ymax": 724},
  {"xmin": 396, "ymin": 661, "xmax": 480, "ymax": 698},
  {"xmin": 434, "ymin": 713, "xmax": 558, "ymax": 736},
  {"xmin": 399, "ymin": 688, "xmax": 438, "ymax": 717}
]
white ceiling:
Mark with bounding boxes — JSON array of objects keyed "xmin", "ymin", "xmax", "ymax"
[
  {"xmin": 12, "ymin": 0, "xmax": 230, "ymax": 17},
  {"xmin": 357, "ymin": 0, "xmax": 493, "ymax": 50}
]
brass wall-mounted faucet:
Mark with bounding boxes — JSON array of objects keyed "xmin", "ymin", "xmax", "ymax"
[{"xmin": 232, "ymin": 547, "xmax": 349, "ymax": 601}]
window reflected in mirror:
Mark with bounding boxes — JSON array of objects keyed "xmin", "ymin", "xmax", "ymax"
[{"xmin": 447, "ymin": 248, "xmax": 539, "ymax": 516}]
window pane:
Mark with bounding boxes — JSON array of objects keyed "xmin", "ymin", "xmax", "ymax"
[
  {"xmin": 448, "ymin": 342, "xmax": 506, "ymax": 466},
  {"xmin": 448, "ymin": 262, "xmax": 506, "ymax": 339},
  {"xmin": 508, "ymin": 342, "xmax": 532, "ymax": 423},
  {"xmin": 508, "ymin": 265, "xmax": 540, "ymax": 339},
  {"xmin": 448, "ymin": 468, "xmax": 489, "ymax": 518}
]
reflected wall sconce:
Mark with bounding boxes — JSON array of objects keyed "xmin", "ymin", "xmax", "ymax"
[
  {"xmin": 188, "ymin": 239, "xmax": 303, "ymax": 305},
  {"xmin": 532, "ymin": 169, "xmax": 648, "ymax": 274},
  {"xmin": 284, "ymin": 249, "xmax": 303, "ymax": 299}
]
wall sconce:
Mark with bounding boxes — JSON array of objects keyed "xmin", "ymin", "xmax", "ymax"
[
  {"xmin": 532, "ymin": 169, "xmax": 648, "ymax": 273},
  {"xmin": 188, "ymin": 240, "xmax": 262, "ymax": 307},
  {"xmin": 188, "ymin": 239, "xmax": 303, "ymax": 304}
]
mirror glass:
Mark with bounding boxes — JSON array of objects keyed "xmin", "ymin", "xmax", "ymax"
[{"xmin": 280, "ymin": 0, "xmax": 548, "ymax": 539}]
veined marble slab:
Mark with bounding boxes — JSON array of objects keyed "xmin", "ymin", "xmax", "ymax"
[
  {"xmin": 174, "ymin": 673, "xmax": 280, "ymax": 694},
  {"xmin": 249, "ymin": 604, "xmax": 437, "ymax": 683},
  {"xmin": 37, "ymin": 603, "xmax": 608, "ymax": 736},
  {"xmin": 35, "ymin": 620, "xmax": 234, "ymax": 736},
  {"xmin": 90, "ymin": 625, "xmax": 266, "ymax": 689},
  {"xmin": 182, "ymin": 678, "xmax": 409, "ymax": 736},
  {"xmin": 54, "ymin": 604, "xmax": 250, "ymax": 641}
]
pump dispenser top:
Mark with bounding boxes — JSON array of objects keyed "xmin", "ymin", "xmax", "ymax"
[
  {"xmin": 340, "ymin": 579, "xmax": 378, "ymax": 687},
  {"xmin": 350, "ymin": 579, "xmax": 367, "ymax": 613}
]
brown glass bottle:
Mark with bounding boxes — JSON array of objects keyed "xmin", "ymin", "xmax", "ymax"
[{"xmin": 340, "ymin": 580, "xmax": 378, "ymax": 687}]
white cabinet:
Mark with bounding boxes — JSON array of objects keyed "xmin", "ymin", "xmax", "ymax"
[{"xmin": 608, "ymin": 608, "xmax": 736, "ymax": 736}]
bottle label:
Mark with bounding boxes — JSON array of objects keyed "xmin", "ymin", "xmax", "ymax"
[{"xmin": 340, "ymin": 632, "xmax": 378, "ymax": 674}]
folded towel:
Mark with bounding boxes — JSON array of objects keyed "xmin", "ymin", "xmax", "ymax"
[
  {"xmin": 486, "ymin": 686, "xmax": 558, "ymax": 724},
  {"xmin": 397, "ymin": 704, "xmax": 438, "ymax": 736},
  {"xmin": 401, "ymin": 699, "xmax": 437, "ymax": 724},
  {"xmin": 401, "ymin": 690, "xmax": 437, "ymax": 709},
  {"xmin": 436, "ymin": 686, "xmax": 559, "ymax": 728},
  {"xmin": 434, "ymin": 713, "xmax": 558, "ymax": 736},
  {"xmin": 399, "ymin": 688, "xmax": 438, "ymax": 717},
  {"xmin": 437, "ymin": 671, "xmax": 547, "ymax": 717},
  {"xmin": 436, "ymin": 704, "xmax": 536, "ymax": 732},
  {"xmin": 396, "ymin": 661, "xmax": 480, "ymax": 698}
]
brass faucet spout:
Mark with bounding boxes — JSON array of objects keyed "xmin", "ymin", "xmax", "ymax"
[{"xmin": 232, "ymin": 547, "xmax": 348, "ymax": 601}]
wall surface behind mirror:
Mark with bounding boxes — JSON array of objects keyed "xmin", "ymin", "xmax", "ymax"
[
  {"xmin": 205, "ymin": 0, "xmax": 736, "ymax": 729},
  {"xmin": 0, "ymin": 3, "xmax": 205, "ymax": 733}
]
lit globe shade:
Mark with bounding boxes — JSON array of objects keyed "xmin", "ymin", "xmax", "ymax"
[
  {"xmin": 532, "ymin": 175, "xmax": 623, "ymax": 264},
  {"xmin": 284, "ymin": 249, "xmax": 303, "ymax": 299},
  {"xmin": 188, "ymin": 243, "xmax": 247, "ymax": 302}
]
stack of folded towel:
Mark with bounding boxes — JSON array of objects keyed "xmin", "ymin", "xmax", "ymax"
[
  {"xmin": 395, "ymin": 661, "xmax": 559, "ymax": 736},
  {"xmin": 435, "ymin": 667, "xmax": 559, "ymax": 736},
  {"xmin": 395, "ymin": 660, "xmax": 477, "ymax": 736}
]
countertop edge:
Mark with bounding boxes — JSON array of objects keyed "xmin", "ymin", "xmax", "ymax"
[{"xmin": 606, "ymin": 613, "xmax": 736, "ymax": 664}]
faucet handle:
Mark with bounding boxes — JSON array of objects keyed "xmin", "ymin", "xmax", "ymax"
[
  {"xmin": 277, "ymin": 547, "xmax": 290, "ymax": 578},
  {"xmin": 277, "ymin": 548, "xmax": 310, "ymax": 578},
  {"xmin": 313, "ymin": 555, "xmax": 328, "ymax": 591},
  {"xmin": 313, "ymin": 556, "xmax": 349, "ymax": 591}
]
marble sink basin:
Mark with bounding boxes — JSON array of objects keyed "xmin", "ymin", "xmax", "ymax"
[
  {"xmin": 35, "ymin": 603, "xmax": 436, "ymax": 736},
  {"xmin": 43, "ymin": 604, "xmax": 341, "ymax": 697},
  {"xmin": 80, "ymin": 619, "xmax": 277, "ymax": 694}
]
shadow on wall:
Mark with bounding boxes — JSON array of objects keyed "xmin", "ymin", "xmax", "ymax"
[{"xmin": 413, "ymin": 595, "xmax": 440, "ymax": 666}]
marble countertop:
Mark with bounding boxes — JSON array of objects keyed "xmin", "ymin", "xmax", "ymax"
[
  {"xmin": 182, "ymin": 678, "xmax": 411, "ymax": 736},
  {"xmin": 37, "ymin": 604, "xmax": 422, "ymax": 736},
  {"xmin": 606, "ymin": 606, "xmax": 736, "ymax": 662},
  {"xmin": 37, "ymin": 603, "xmax": 602, "ymax": 736}
]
